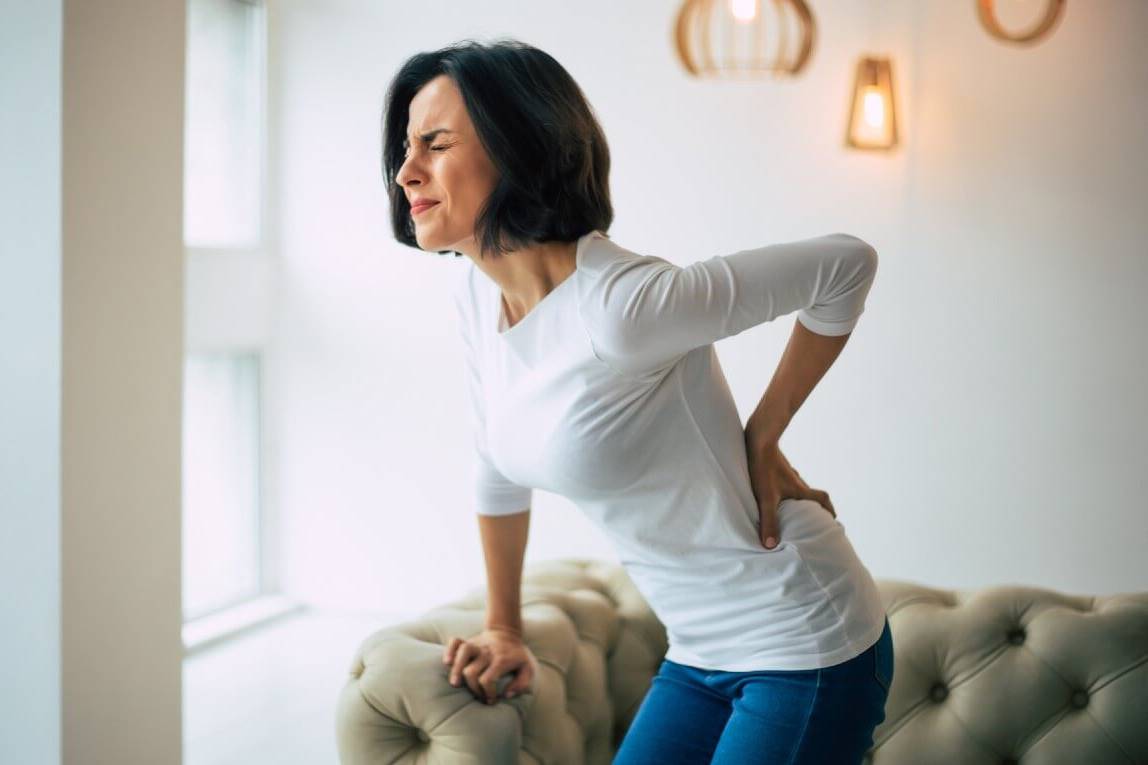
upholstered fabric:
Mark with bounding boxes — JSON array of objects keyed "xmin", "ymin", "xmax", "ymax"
[{"xmin": 335, "ymin": 559, "xmax": 1148, "ymax": 764}]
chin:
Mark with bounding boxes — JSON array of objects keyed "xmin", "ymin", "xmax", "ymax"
[
  {"xmin": 415, "ymin": 230, "xmax": 445, "ymax": 252},
  {"xmin": 418, "ymin": 227, "xmax": 466, "ymax": 254},
  {"xmin": 419, "ymin": 235, "xmax": 456, "ymax": 257}
]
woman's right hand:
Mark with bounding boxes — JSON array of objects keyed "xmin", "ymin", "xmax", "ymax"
[{"xmin": 442, "ymin": 628, "xmax": 537, "ymax": 704}]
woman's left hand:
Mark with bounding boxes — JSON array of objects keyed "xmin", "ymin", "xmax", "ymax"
[{"xmin": 743, "ymin": 436, "xmax": 836, "ymax": 549}]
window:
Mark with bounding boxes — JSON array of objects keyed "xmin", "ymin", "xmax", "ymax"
[
  {"xmin": 181, "ymin": 0, "xmax": 287, "ymax": 646},
  {"xmin": 182, "ymin": 354, "xmax": 262, "ymax": 620},
  {"xmin": 183, "ymin": 0, "xmax": 265, "ymax": 249}
]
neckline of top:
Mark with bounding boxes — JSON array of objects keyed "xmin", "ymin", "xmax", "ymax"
[{"xmin": 495, "ymin": 229, "xmax": 605, "ymax": 338}]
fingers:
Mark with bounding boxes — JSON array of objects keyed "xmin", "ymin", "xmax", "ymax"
[
  {"xmin": 443, "ymin": 637, "xmax": 462, "ymax": 665},
  {"xmin": 503, "ymin": 658, "xmax": 533, "ymax": 699},
  {"xmin": 793, "ymin": 471, "xmax": 835, "ymax": 519},
  {"xmin": 477, "ymin": 663, "xmax": 506, "ymax": 704},
  {"xmin": 759, "ymin": 501, "xmax": 780, "ymax": 549},
  {"xmin": 809, "ymin": 488, "xmax": 835, "ymax": 517},
  {"xmin": 443, "ymin": 639, "xmax": 534, "ymax": 705},
  {"xmin": 446, "ymin": 640, "xmax": 470, "ymax": 686},
  {"xmin": 446, "ymin": 642, "xmax": 499, "ymax": 703},
  {"xmin": 447, "ymin": 642, "xmax": 483, "ymax": 691},
  {"xmin": 461, "ymin": 647, "xmax": 493, "ymax": 701}
]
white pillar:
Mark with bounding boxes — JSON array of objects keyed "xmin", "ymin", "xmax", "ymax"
[
  {"xmin": 0, "ymin": 2, "xmax": 64, "ymax": 762},
  {"xmin": 1, "ymin": 1, "xmax": 186, "ymax": 762}
]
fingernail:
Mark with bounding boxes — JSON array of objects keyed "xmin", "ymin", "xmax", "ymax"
[{"xmin": 765, "ymin": 536, "xmax": 776, "ymax": 548}]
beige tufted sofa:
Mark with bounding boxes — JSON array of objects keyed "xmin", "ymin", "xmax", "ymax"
[{"xmin": 335, "ymin": 558, "xmax": 1148, "ymax": 764}]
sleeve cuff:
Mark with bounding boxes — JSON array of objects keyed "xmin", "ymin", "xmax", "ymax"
[
  {"xmin": 796, "ymin": 308, "xmax": 861, "ymax": 337},
  {"xmin": 476, "ymin": 483, "xmax": 533, "ymax": 516}
]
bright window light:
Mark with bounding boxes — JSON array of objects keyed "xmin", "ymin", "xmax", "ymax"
[
  {"xmin": 182, "ymin": 353, "xmax": 262, "ymax": 621},
  {"xmin": 183, "ymin": 0, "xmax": 264, "ymax": 248}
]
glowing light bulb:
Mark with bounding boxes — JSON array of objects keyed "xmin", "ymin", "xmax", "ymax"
[
  {"xmin": 862, "ymin": 87, "xmax": 885, "ymax": 128},
  {"xmin": 729, "ymin": 0, "xmax": 758, "ymax": 23}
]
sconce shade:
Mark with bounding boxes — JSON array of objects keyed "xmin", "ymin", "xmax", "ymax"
[
  {"xmin": 674, "ymin": 0, "xmax": 816, "ymax": 78},
  {"xmin": 977, "ymin": 0, "xmax": 1065, "ymax": 45},
  {"xmin": 845, "ymin": 56, "xmax": 898, "ymax": 151}
]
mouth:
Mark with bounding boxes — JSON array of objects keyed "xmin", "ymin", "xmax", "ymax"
[{"xmin": 411, "ymin": 202, "xmax": 440, "ymax": 216}]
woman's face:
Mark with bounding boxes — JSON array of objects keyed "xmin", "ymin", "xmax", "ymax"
[{"xmin": 396, "ymin": 74, "xmax": 498, "ymax": 258}]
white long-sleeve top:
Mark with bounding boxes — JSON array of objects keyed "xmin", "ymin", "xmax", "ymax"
[{"xmin": 451, "ymin": 229, "xmax": 887, "ymax": 671}]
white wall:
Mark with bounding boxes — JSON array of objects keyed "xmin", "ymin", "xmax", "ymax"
[
  {"xmin": 880, "ymin": 0, "xmax": 1148, "ymax": 594},
  {"xmin": 1, "ymin": 1, "xmax": 187, "ymax": 762},
  {"xmin": 266, "ymin": 0, "xmax": 1148, "ymax": 621}
]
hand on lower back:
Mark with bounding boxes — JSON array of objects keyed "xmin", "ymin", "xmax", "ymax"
[{"xmin": 743, "ymin": 437, "xmax": 836, "ymax": 549}]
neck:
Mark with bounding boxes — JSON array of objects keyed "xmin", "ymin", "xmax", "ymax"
[{"xmin": 473, "ymin": 238, "xmax": 578, "ymax": 318}]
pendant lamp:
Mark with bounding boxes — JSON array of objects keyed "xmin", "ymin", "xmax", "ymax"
[
  {"xmin": 977, "ymin": 0, "xmax": 1065, "ymax": 46},
  {"xmin": 673, "ymin": 0, "xmax": 817, "ymax": 78}
]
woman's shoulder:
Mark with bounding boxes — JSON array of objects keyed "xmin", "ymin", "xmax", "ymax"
[
  {"xmin": 580, "ymin": 231, "xmax": 668, "ymax": 270},
  {"xmin": 577, "ymin": 233, "xmax": 677, "ymax": 301}
]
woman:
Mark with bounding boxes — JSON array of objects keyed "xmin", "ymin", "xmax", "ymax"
[{"xmin": 382, "ymin": 37, "xmax": 894, "ymax": 765}]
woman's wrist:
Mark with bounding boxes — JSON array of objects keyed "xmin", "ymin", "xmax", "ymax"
[
  {"xmin": 745, "ymin": 411, "xmax": 785, "ymax": 450},
  {"xmin": 484, "ymin": 623, "xmax": 524, "ymax": 637}
]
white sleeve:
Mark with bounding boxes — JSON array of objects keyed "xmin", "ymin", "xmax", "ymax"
[
  {"xmin": 579, "ymin": 232, "xmax": 878, "ymax": 380},
  {"xmin": 453, "ymin": 274, "xmax": 532, "ymax": 517}
]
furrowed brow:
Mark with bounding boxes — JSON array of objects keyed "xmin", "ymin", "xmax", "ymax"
[{"xmin": 402, "ymin": 128, "xmax": 455, "ymax": 147}]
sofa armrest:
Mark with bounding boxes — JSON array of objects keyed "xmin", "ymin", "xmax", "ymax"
[{"xmin": 335, "ymin": 558, "xmax": 664, "ymax": 764}]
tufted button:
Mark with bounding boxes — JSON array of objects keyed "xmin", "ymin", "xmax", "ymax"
[
  {"xmin": 416, "ymin": 728, "xmax": 430, "ymax": 743},
  {"xmin": 929, "ymin": 682, "xmax": 948, "ymax": 702},
  {"xmin": 1006, "ymin": 627, "xmax": 1026, "ymax": 645},
  {"xmin": 1070, "ymin": 690, "xmax": 1089, "ymax": 709}
]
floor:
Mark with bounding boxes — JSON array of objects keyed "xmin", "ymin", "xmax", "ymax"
[{"xmin": 183, "ymin": 607, "xmax": 407, "ymax": 764}]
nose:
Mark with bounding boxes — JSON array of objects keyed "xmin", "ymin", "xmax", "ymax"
[{"xmin": 395, "ymin": 152, "xmax": 425, "ymax": 192}]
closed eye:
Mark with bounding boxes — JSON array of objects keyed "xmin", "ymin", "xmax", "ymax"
[{"xmin": 403, "ymin": 144, "xmax": 449, "ymax": 157}]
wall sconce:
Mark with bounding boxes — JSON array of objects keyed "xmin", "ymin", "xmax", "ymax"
[
  {"xmin": 845, "ymin": 56, "xmax": 898, "ymax": 151},
  {"xmin": 977, "ymin": 0, "xmax": 1065, "ymax": 45},
  {"xmin": 673, "ymin": 0, "xmax": 817, "ymax": 78}
]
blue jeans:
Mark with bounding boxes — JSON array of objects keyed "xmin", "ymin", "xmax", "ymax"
[{"xmin": 613, "ymin": 617, "xmax": 894, "ymax": 764}]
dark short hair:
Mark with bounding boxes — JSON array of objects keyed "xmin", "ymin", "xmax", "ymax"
[{"xmin": 381, "ymin": 38, "xmax": 614, "ymax": 259}]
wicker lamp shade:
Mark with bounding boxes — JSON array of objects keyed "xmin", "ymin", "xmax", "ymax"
[
  {"xmin": 673, "ymin": 0, "xmax": 817, "ymax": 78},
  {"xmin": 845, "ymin": 56, "xmax": 898, "ymax": 151}
]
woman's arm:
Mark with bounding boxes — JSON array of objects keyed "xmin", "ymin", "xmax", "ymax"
[
  {"xmin": 478, "ymin": 509, "xmax": 531, "ymax": 633},
  {"xmin": 743, "ymin": 321, "xmax": 851, "ymax": 548},
  {"xmin": 745, "ymin": 320, "xmax": 851, "ymax": 448},
  {"xmin": 579, "ymin": 232, "xmax": 877, "ymax": 381},
  {"xmin": 454, "ymin": 264, "xmax": 534, "ymax": 611}
]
